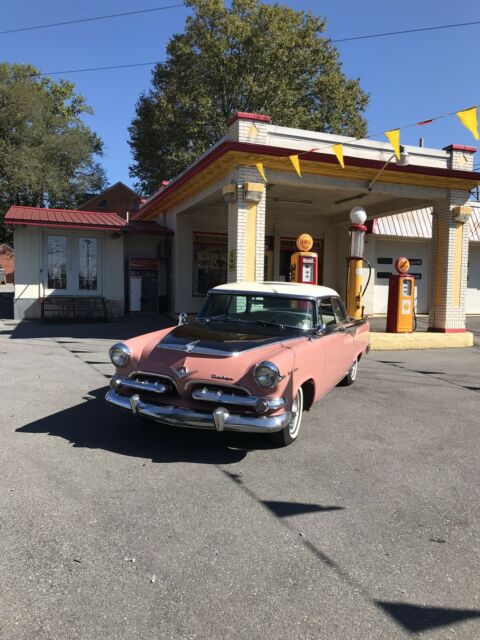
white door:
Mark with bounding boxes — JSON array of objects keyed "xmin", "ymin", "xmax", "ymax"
[
  {"xmin": 373, "ymin": 240, "xmax": 430, "ymax": 314},
  {"xmin": 467, "ymin": 244, "xmax": 480, "ymax": 313},
  {"xmin": 129, "ymin": 276, "xmax": 142, "ymax": 312}
]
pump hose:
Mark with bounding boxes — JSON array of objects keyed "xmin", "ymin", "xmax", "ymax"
[{"xmin": 362, "ymin": 257, "xmax": 372, "ymax": 296}]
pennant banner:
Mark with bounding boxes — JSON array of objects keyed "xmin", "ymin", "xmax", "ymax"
[
  {"xmin": 385, "ymin": 129, "xmax": 401, "ymax": 160},
  {"xmin": 289, "ymin": 155, "xmax": 302, "ymax": 177},
  {"xmin": 248, "ymin": 124, "xmax": 258, "ymax": 139},
  {"xmin": 255, "ymin": 162, "xmax": 267, "ymax": 182},
  {"xmin": 332, "ymin": 143, "xmax": 345, "ymax": 169},
  {"xmin": 456, "ymin": 106, "xmax": 479, "ymax": 140}
]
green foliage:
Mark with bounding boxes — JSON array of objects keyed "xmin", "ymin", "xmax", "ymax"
[
  {"xmin": 0, "ymin": 63, "xmax": 107, "ymax": 244},
  {"xmin": 129, "ymin": 0, "xmax": 369, "ymax": 193}
]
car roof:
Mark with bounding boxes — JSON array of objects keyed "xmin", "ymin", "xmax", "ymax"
[{"xmin": 211, "ymin": 281, "xmax": 340, "ymax": 299}]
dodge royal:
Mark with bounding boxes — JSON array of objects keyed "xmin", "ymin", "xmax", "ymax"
[{"xmin": 106, "ymin": 282, "xmax": 370, "ymax": 446}]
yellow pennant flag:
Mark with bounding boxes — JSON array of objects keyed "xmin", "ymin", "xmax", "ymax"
[
  {"xmin": 248, "ymin": 124, "xmax": 258, "ymax": 139},
  {"xmin": 385, "ymin": 129, "xmax": 401, "ymax": 160},
  {"xmin": 332, "ymin": 143, "xmax": 345, "ymax": 169},
  {"xmin": 255, "ymin": 162, "xmax": 267, "ymax": 182},
  {"xmin": 456, "ymin": 106, "xmax": 479, "ymax": 140},
  {"xmin": 289, "ymin": 155, "xmax": 302, "ymax": 177}
]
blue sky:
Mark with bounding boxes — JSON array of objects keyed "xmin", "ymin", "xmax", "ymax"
[{"xmin": 2, "ymin": 1, "xmax": 480, "ymax": 192}]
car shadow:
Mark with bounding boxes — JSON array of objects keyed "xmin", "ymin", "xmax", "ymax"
[{"xmin": 15, "ymin": 386, "xmax": 278, "ymax": 465}]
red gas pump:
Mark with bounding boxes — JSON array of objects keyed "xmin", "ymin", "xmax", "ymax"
[{"xmin": 386, "ymin": 257, "xmax": 415, "ymax": 333}]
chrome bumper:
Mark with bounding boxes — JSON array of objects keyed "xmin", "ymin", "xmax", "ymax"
[{"xmin": 105, "ymin": 388, "xmax": 291, "ymax": 433}]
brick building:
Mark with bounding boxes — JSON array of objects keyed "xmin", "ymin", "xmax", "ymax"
[
  {"xmin": 0, "ymin": 243, "xmax": 14, "ymax": 283},
  {"xmin": 79, "ymin": 181, "xmax": 141, "ymax": 220}
]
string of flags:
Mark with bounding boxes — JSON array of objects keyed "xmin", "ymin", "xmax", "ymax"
[{"xmin": 248, "ymin": 105, "xmax": 480, "ymax": 181}]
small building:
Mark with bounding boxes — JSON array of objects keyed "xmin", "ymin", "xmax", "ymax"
[
  {"xmin": 0, "ymin": 243, "xmax": 14, "ymax": 283},
  {"xmin": 5, "ymin": 206, "xmax": 172, "ymax": 319}
]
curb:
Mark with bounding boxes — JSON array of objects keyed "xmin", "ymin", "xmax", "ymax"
[{"xmin": 370, "ymin": 331, "xmax": 474, "ymax": 351}]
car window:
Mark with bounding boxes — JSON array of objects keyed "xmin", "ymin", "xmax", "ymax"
[
  {"xmin": 318, "ymin": 298, "xmax": 336, "ymax": 326},
  {"xmin": 331, "ymin": 298, "xmax": 347, "ymax": 324}
]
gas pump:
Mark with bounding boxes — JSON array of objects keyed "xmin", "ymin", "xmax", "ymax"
[
  {"xmin": 346, "ymin": 207, "xmax": 369, "ymax": 320},
  {"xmin": 290, "ymin": 234, "xmax": 318, "ymax": 285},
  {"xmin": 386, "ymin": 257, "xmax": 415, "ymax": 333}
]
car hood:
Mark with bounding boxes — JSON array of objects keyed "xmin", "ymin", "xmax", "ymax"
[
  {"xmin": 157, "ymin": 320, "xmax": 291, "ymax": 356},
  {"xmin": 135, "ymin": 320, "xmax": 301, "ymax": 391}
]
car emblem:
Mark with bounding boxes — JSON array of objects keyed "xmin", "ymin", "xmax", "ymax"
[
  {"xmin": 169, "ymin": 365, "xmax": 198, "ymax": 379},
  {"xmin": 211, "ymin": 374, "xmax": 234, "ymax": 382}
]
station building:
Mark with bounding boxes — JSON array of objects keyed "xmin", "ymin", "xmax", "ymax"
[{"xmin": 6, "ymin": 112, "xmax": 480, "ymax": 331}]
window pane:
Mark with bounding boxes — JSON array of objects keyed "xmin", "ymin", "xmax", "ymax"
[
  {"xmin": 79, "ymin": 238, "xmax": 97, "ymax": 290},
  {"xmin": 192, "ymin": 234, "xmax": 227, "ymax": 296},
  {"xmin": 319, "ymin": 298, "xmax": 336, "ymax": 326},
  {"xmin": 47, "ymin": 236, "xmax": 67, "ymax": 289},
  {"xmin": 332, "ymin": 298, "xmax": 347, "ymax": 323}
]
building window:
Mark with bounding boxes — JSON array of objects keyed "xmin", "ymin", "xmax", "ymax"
[
  {"xmin": 192, "ymin": 232, "xmax": 227, "ymax": 296},
  {"xmin": 47, "ymin": 236, "xmax": 67, "ymax": 289},
  {"xmin": 79, "ymin": 238, "xmax": 98, "ymax": 290},
  {"xmin": 98, "ymin": 199, "xmax": 108, "ymax": 210}
]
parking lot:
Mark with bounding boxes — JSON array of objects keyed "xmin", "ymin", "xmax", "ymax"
[{"xmin": 1, "ymin": 317, "xmax": 480, "ymax": 640}]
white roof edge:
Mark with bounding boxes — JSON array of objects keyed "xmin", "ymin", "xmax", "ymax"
[{"xmin": 212, "ymin": 281, "xmax": 339, "ymax": 298}]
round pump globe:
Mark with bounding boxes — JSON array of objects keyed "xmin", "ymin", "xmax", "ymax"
[{"xmin": 349, "ymin": 207, "xmax": 367, "ymax": 225}]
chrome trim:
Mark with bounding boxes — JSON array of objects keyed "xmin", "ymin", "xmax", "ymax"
[
  {"xmin": 191, "ymin": 386, "xmax": 286, "ymax": 411},
  {"xmin": 128, "ymin": 371, "xmax": 179, "ymax": 393},
  {"xmin": 156, "ymin": 334, "xmax": 305, "ymax": 358},
  {"xmin": 111, "ymin": 376, "xmax": 170, "ymax": 395},
  {"xmin": 106, "ymin": 389, "xmax": 291, "ymax": 433},
  {"xmin": 254, "ymin": 361, "xmax": 281, "ymax": 388},
  {"xmin": 157, "ymin": 343, "xmax": 241, "ymax": 357},
  {"xmin": 184, "ymin": 379, "xmax": 251, "ymax": 394}
]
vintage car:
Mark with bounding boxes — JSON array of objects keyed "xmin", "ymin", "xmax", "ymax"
[{"xmin": 106, "ymin": 282, "xmax": 369, "ymax": 446}]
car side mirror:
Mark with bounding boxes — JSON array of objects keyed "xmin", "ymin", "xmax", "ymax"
[
  {"xmin": 178, "ymin": 312, "xmax": 188, "ymax": 326},
  {"xmin": 316, "ymin": 322, "xmax": 326, "ymax": 334}
]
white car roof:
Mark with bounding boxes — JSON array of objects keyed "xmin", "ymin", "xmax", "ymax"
[{"xmin": 212, "ymin": 281, "xmax": 340, "ymax": 299}]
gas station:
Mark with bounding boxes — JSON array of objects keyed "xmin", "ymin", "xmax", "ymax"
[{"xmin": 135, "ymin": 112, "xmax": 480, "ymax": 346}]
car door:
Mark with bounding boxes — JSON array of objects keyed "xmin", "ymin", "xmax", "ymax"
[{"xmin": 318, "ymin": 297, "xmax": 353, "ymax": 385}]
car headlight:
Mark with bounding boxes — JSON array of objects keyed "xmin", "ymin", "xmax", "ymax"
[
  {"xmin": 254, "ymin": 361, "xmax": 280, "ymax": 388},
  {"xmin": 109, "ymin": 343, "xmax": 131, "ymax": 368}
]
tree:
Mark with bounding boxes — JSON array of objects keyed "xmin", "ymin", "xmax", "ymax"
[
  {"xmin": 0, "ymin": 63, "xmax": 107, "ymax": 244},
  {"xmin": 129, "ymin": 0, "xmax": 369, "ymax": 194}
]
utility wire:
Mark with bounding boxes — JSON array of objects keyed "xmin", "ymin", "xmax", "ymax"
[
  {"xmin": 32, "ymin": 62, "xmax": 163, "ymax": 77},
  {"xmin": 331, "ymin": 19, "xmax": 480, "ymax": 43},
  {"xmin": 0, "ymin": 4, "xmax": 185, "ymax": 36}
]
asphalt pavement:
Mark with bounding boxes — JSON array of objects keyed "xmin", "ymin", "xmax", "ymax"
[{"xmin": 1, "ymin": 318, "xmax": 480, "ymax": 640}]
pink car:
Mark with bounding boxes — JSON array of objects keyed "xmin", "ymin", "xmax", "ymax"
[{"xmin": 106, "ymin": 282, "xmax": 369, "ymax": 446}]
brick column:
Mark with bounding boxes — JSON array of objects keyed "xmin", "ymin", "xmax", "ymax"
[
  {"xmin": 226, "ymin": 166, "xmax": 266, "ymax": 283},
  {"xmin": 428, "ymin": 145, "xmax": 475, "ymax": 332}
]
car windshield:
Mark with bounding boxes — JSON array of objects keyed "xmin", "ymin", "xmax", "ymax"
[{"xmin": 198, "ymin": 293, "xmax": 315, "ymax": 330}]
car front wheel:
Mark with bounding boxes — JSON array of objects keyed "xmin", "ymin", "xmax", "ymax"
[
  {"xmin": 338, "ymin": 357, "xmax": 358, "ymax": 387},
  {"xmin": 270, "ymin": 386, "xmax": 304, "ymax": 447}
]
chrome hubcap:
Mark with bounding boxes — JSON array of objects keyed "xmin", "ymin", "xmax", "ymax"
[
  {"xmin": 350, "ymin": 359, "xmax": 358, "ymax": 381},
  {"xmin": 288, "ymin": 390, "xmax": 302, "ymax": 438}
]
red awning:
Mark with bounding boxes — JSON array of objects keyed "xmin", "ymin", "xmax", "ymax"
[{"xmin": 5, "ymin": 206, "xmax": 127, "ymax": 231}]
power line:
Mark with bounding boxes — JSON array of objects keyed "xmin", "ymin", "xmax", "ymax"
[
  {"xmin": 0, "ymin": 4, "xmax": 185, "ymax": 36},
  {"xmin": 331, "ymin": 19, "xmax": 480, "ymax": 43},
  {"xmin": 32, "ymin": 62, "xmax": 163, "ymax": 77}
]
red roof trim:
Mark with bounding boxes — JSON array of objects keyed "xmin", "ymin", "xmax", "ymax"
[
  {"xmin": 443, "ymin": 144, "xmax": 477, "ymax": 153},
  {"xmin": 135, "ymin": 140, "xmax": 480, "ymax": 220},
  {"xmin": 5, "ymin": 205, "xmax": 127, "ymax": 231},
  {"xmin": 6, "ymin": 220, "xmax": 124, "ymax": 232},
  {"xmin": 226, "ymin": 112, "xmax": 272, "ymax": 127}
]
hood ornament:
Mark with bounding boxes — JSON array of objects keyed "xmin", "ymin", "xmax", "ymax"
[
  {"xmin": 169, "ymin": 364, "xmax": 198, "ymax": 379},
  {"xmin": 185, "ymin": 340, "xmax": 200, "ymax": 353}
]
